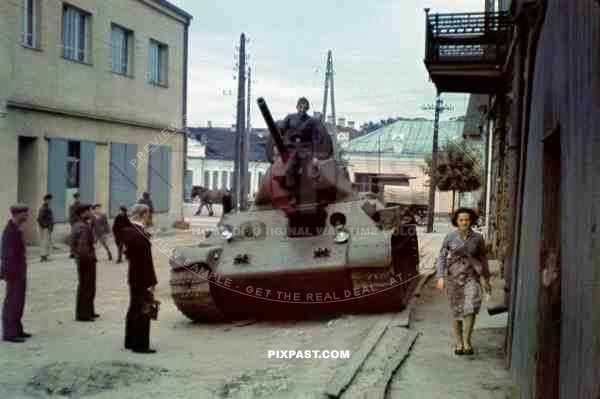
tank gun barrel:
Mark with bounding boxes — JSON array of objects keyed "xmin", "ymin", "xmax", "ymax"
[{"xmin": 257, "ymin": 97, "xmax": 286, "ymax": 155}]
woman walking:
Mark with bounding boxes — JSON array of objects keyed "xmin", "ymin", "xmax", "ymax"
[{"xmin": 435, "ymin": 207, "xmax": 491, "ymax": 355}]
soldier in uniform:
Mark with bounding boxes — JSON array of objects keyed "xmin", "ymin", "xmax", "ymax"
[
  {"xmin": 71, "ymin": 204, "xmax": 98, "ymax": 321},
  {"xmin": 271, "ymin": 97, "xmax": 333, "ymax": 162},
  {"xmin": 112, "ymin": 205, "xmax": 131, "ymax": 264},
  {"xmin": 68, "ymin": 192, "xmax": 81, "ymax": 258},
  {"xmin": 1, "ymin": 204, "xmax": 31, "ymax": 343},
  {"xmin": 92, "ymin": 204, "xmax": 113, "ymax": 261},
  {"xmin": 37, "ymin": 194, "xmax": 55, "ymax": 262}
]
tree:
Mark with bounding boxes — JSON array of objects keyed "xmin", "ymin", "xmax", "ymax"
[{"xmin": 422, "ymin": 139, "xmax": 483, "ymax": 212}]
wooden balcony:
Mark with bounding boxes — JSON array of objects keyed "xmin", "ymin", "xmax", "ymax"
[{"xmin": 424, "ymin": 11, "xmax": 512, "ymax": 94}]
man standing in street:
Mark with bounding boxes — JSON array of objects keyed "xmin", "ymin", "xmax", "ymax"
[
  {"xmin": 1, "ymin": 204, "xmax": 31, "ymax": 343},
  {"xmin": 37, "ymin": 194, "xmax": 54, "ymax": 262},
  {"xmin": 71, "ymin": 204, "xmax": 98, "ymax": 322},
  {"xmin": 92, "ymin": 204, "xmax": 113, "ymax": 261},
  {"xmin": 112, "ymin": 205, "xmax": 131, "ymax": 264},
  {"xmin": 68, "ymin": 193, "xmax": 81, "ymax": 258},
  {"xmin": 122, "ymin": 204, "xmax": 158, "ymax": 353},
  {"xmin": 137, "ymin": 192, "xmax": 154, "ymax": 227}
]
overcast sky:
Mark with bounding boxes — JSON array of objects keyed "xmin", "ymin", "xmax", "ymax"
[{"xmin": 170, "ymin": 0, "xmax": 485, "ymax": 128}]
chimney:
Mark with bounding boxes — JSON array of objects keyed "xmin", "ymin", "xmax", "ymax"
[
  {"xmin": 207, "ymin": 120, "xmax": 212, "ymax": 128},
  {"xmin": 338, "ymin": 117, "xmax": 346, "ymax": 127},
  {"xmin": 327, "ymin": 115, "xmax": 335, "ymax": 124},
  {"xmin": 347, "ymin": 121, "xmax": 356, "ymax": 129}
]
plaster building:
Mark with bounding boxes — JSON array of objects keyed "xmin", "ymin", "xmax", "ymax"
[
  {"xmin": 343, "ymin": 119, "xmax": 467, "ymax": 216},
  {"xmin": 186, "ymin": 127, "xmax": 270, "ymax": 200},
  {"xmin": 0, "ymin": 0, "xmax": 192, "ymax": 241}
]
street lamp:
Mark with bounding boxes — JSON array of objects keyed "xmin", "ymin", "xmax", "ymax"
[{"xmin": 422, "ymin": 95, "xmax": 453, "ymax": 233}]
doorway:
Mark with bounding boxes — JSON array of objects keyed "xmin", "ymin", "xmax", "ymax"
[{"xmin": 536, "ymin": 126, "xmax": 561, "ymax": 399}]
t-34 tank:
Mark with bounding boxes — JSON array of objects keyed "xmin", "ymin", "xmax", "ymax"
[{"xmin": 170, "ymin": 98, "xmax": 421, "ymax": 321}]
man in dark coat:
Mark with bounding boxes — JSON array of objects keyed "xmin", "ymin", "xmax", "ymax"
[
  {"xmin": 1, "ymin": 204, "xmax": 31, "ymax": 343},
  {"xmin": 92, "ymin": 204, "xmax": 113, "ymax": 261},
  {"xmin": 37, "ymin": 194, "xmax": 55, "ymax": 262},
  {"xmin": 112, "ymin": 205, "xmax": 131, "ymax": 264},
  {"xmin": 122, "ymin": 204, "xmax": 158, "ymax": 353},
  {"xmin": 137, "ymin": 192, "xmax": 154, "ymax": 227},
  {"xmin": 68, "ymin": 192, "xmax": 81, "ymax": 258},
  {"xmin": 71, "ymin": 204, "xmax": 98, "ymax": 321}
]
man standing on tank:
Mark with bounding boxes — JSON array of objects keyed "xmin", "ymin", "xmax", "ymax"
[{"xmin": 276, "ymin": 97, "xmax": 332, "ymax": 161}]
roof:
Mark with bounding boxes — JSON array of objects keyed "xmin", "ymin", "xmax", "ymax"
[
  {"xmin": 345, "ymin": 119, "xmax": 464, "ymax": 155},
  {"xmin": 187, "ymin": 127, "xmax": 269, "ymax": 162},
  {"xmin": 149, "ymin": 0, "xmax": 193, "ymax": 20}
]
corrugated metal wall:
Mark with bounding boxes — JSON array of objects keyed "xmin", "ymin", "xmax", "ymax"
[{"xmin": 510, "ymin": 1, "xmax": 600, "ymax": 397}]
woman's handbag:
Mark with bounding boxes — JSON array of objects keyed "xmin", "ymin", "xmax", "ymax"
[{"xmin": 142, "ymin": 292, "xmax": 161, "ymax": 320}]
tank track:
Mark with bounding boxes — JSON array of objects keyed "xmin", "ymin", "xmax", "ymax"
[{"xmin": 170, "ymin": 266, "xmax": 227, "ymax": 322}]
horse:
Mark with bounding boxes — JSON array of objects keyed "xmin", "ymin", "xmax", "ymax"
[{"xmin": 192, "ymin": 186, "xmax": 226, "ymax": 216}]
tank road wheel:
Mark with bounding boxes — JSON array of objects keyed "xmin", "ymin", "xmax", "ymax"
[{"xmin": 170, "ymin": 264, "xmax": 227, "ymax": 322}]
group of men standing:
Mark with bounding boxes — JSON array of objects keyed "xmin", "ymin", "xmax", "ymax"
[{"xmin": 1, "ymin": 193, "xmax": 159, "ymax": 353}]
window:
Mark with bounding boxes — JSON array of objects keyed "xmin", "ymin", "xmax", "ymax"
[
  {"xmin": 204, "ymin": 170, "xmax": 210, "ymax": 187},
  {"xmin": 221, "ymin": 171, "xmax": 228, "ymax": 190},
  {"xmin": 149, "ymin": 39, "xmax": 168, "ymax": 86},
  {"xmin": 212, "ymin": 171, "xmax": 219, "ymax": 190},
  {"xmin": 22, "ymin": 0, "xmax": 40, "ymax": 48},
  {"xmin": 62, "ymin": 4, "xmax": 90, "ymax": 62},
  {"xmin": 111, "ymin": 24, "xmax": 132, "ymax": 75}
]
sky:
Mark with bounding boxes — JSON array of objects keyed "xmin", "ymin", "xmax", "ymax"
[{"xmin": 170, "ymin": 0, "xmax": 485, "ymax": 128}]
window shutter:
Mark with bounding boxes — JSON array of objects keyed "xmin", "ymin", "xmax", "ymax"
[
  {"xmin": 148, "ymin": 145, "xmax": 171, "ymax": 212},
  {"xmin": 79, "ymin": 141, "xmax": 95, "ymax": 204},
  {"xmin": 110, "ymin": 143, "xmax": 138, "ymax": 217},
  {"xmin": 47, "ymin": 138, "xmax": 68, "ymax": 222}
]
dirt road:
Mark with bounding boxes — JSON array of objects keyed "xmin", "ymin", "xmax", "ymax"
[{"xmin": 0, "ymin": 219, "xmax": 511, "ymax": 399}]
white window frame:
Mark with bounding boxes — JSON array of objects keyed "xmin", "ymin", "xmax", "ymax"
[
  {"xmin": 62, "ymin": 4, "xmax": 91, "ymax": 63},
  {"xmin": 111, "ymin": 24, "xmax": 132, "ymax": 75},
  {"xmin": 21, "ymin": 0, "xmax": 39, "ymax": 48},
  {"xmin": 148, "ymin": 39, "xmax": 168, "ymax": 86}
]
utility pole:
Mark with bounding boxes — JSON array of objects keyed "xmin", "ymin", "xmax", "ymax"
[
  {"xmin": 422, "ymin": 94, "xmax": 453, "ymax": 233},
  {"xmin": 321, "ymin": 51, "xmax": 331, "ymax": 120},
  {"xmin": 233, "ymin": 33, "xmax": 247, "ymax": 211},
  {"xmin": 329, "ymin": 51, "xmax": 336, "ymax": 134}
]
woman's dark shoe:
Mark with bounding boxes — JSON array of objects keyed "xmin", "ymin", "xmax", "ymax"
[
  {"xmin": 463, "ymin": 347, "xmax": 474, "ymax": 355},
  {"xmin": 76, "ymin": 317, "xmax": 95, "ymax": 322},
  {"xmin": 454, "ymin": 347, "xmax": 464, "ymax": 355},
  {"xmin": 19, "ymin": 332, "xmax": 32, "ymax": 338}
]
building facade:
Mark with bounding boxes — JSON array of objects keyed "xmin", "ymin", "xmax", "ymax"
[
  {"xmin": 344, "ymin": 119, "xmax": 470, "ymax": 216},
  {"xmin": 0, "ymin": 0, "xmax": 192, "ymax": 241},
  {"xmin": 186, "ymin": 127, "xmax": 270, "ymax": 201},
  {"xmin": 425, "ymin": 1, "xmax": 600, "ymax": 397}
]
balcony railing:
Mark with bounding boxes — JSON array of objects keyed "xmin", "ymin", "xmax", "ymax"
[{"xmin": 425, "ymin": 11, "xmax": 512, "ymax": 65}]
